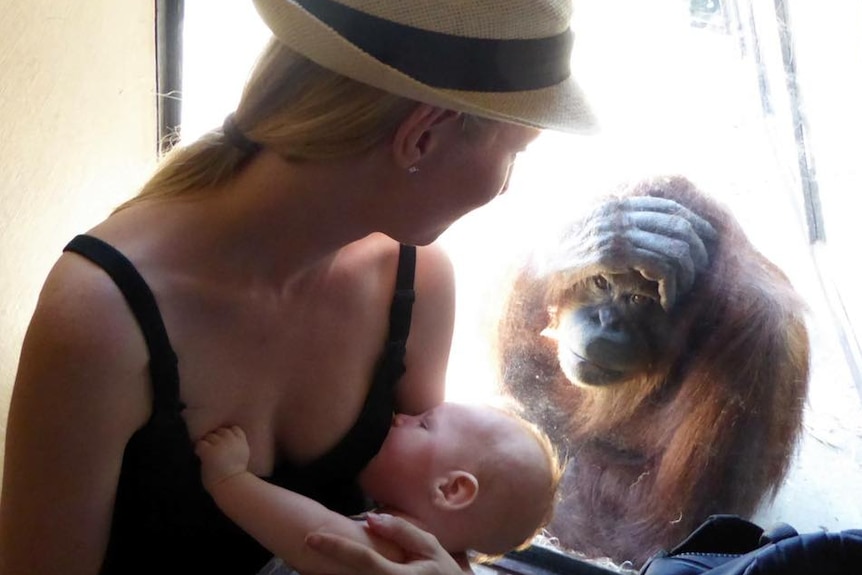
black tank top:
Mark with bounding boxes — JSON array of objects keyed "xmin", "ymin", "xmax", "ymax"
[{"xmin": 63, "ymin": 234, "xmax": 417, "ymax": 575}]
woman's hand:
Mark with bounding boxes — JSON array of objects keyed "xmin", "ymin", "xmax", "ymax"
[{"xmin": 304, "ymin": 513, "xmax": 472, "ymax": 575}]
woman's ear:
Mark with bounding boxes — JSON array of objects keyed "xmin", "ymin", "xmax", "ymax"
[
  {"xmin": 432, "ymin": 470, "xmax": 479, "ymax": 510},
  {"xmin": 392, "ymin": 104, "xmax": 460, "ymax": 170}
]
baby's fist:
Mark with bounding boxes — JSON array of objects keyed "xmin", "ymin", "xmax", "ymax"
[{"xmin": 195, "ymin": 425, "xmax": 251, "ymax": 491}]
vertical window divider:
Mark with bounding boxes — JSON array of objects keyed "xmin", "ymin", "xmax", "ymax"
[{"xmin": 155, "ymin": 0, "xmax": 184, "ymax": 156}]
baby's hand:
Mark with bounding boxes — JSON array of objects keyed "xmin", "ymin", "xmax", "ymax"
[{"xmin": 195, "ymin": 425, "xmax": 251, "ymax": 491}]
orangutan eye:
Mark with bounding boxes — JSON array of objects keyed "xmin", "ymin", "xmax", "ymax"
[
  {"xmin": 592, "ymin": 276, "xmax": 609, "ymax": 290},
  {"xmin": 630, "ymin": 294, "xmax": 654, "ymax": 306}
]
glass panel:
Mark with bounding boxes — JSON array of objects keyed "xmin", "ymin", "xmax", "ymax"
[
  {"xmin": 440, "ymin": 2, "xmax": 861, "ymax": 569},
  {"xmin": 180, "ymin": 0, "xmax": 269, "ymax": 143},
  {"xmin": 782, "ymin": 0, "xmax": 862, "ymax": 390},
  {"xmin": 181, "ymin": 0, "xmax": 862, "ymax": 570}
]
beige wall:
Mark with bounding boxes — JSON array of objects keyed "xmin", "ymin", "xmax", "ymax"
[{"xmin": 0, "ymin": 1, "xmax": 157, "ymax": 479}]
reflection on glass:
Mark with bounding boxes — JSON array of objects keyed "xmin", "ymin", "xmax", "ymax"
[
  {"xmin": 439, "ymin": 0, "xmax": 862, "ymax": 569},
  {"xmin": 181, "ymin": 0, "xmax": 862, "ymax": 571}
]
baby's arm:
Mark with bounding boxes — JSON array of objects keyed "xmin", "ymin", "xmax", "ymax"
[{"xmin": 196, "ymin": 426, "xmax": 405, "ymax": 575}]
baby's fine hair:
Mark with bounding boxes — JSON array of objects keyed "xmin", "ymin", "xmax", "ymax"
[{"xmin": 469, "ymin": 404, "xmax": 564, "ymax": 558}]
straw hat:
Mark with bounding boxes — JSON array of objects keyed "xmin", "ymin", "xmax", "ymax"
[{"xmin": 252, "ymin": 0, "xmax": 597, "ymax": 133}]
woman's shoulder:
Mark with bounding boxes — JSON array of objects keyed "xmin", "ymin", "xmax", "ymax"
[
  {"xmin": 39, "ymin": 246, "xmax": 141, "ymax": 340},
  {"xmin": 340, "ymin": 233, "xmax": 401, "ymax": 264},
  {"xmin": 342, "ymin": 234, "xmax": 453, "ymax": 275},
  {"xmin": 20, "ymin": 248, "xmax": 153, "ymax": 419},
  {"xmin": 336, "ymin": 236, "xmax": 454, "ymax": 308}
]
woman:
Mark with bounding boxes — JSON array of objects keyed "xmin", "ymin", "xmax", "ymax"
[{"xmin": 0, "ymin": 1, "xmax": 595, "ymax": 574}]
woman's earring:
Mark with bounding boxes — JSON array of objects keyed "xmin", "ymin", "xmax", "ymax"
[{"xmin": 408, "ymin": 165, "xmax": 420, "ymax": 174}]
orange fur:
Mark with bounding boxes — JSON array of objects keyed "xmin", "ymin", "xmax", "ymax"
[{"xmin": 495, "ymin": 177, "xmax": 809, "ymax": 567}]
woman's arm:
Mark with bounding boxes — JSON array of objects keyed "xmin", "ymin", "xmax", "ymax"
[
  {"xmin": 0, "ymin": 256, "xmax": 152, "ymax": 575},
  {"xmin": 196, "ymin": 426, "xmax": 406, "ymax": 575}
]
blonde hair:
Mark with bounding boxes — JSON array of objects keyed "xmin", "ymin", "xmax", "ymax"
[
  {"xmin": 116, "ymin": 39, "xmax": 420, "ymax": 212},
  {"xmin": 469, "ymin": 407, "xmax": 564, "ymax": 559}
]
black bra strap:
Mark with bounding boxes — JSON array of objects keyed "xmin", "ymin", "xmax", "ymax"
[
  {"xmin": 63, "ymin": 234, "xmax": 183, "ymax": 414},
  {"xmin": 388, "ymin": 244, "xmax": 416, "ymax": 347},
  {"xmin": 289, "ymin": 244, "xmax": 416, "ymax": 485}
]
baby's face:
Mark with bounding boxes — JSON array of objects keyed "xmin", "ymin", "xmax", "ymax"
[
  {"xmin": 385, "ymin": 402, "xmax": 499, "ymax": 467},
  {"xmin": 360, "ymin": 402, "xmax": 555, "ymax": 554},
  {"xmin": 359, "ymin": 402, "xmax": 514, "ymax": 508}
]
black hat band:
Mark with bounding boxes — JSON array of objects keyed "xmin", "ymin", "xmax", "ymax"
[{"xmin": 294, "ymin": 0, "xmax": 573, "ymax": 92}]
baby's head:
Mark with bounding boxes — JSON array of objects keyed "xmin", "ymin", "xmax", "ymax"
[{"xmin": 359, "ymin": 402, "xmax": 562, "ymax": 556}]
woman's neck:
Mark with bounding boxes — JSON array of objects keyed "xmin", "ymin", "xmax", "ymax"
[{"xmin": 150, "ymin": 149, "xmax": 392, "ymax": 291}]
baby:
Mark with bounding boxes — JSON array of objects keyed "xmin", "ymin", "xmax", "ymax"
[{"xmin": 196, "ymin": 402, "xmax": 562, "ymax": 574}]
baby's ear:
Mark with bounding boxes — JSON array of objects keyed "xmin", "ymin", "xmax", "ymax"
[{"xmin": 433, "ymin": 471, "xmax": 478, "ymax": 510}]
